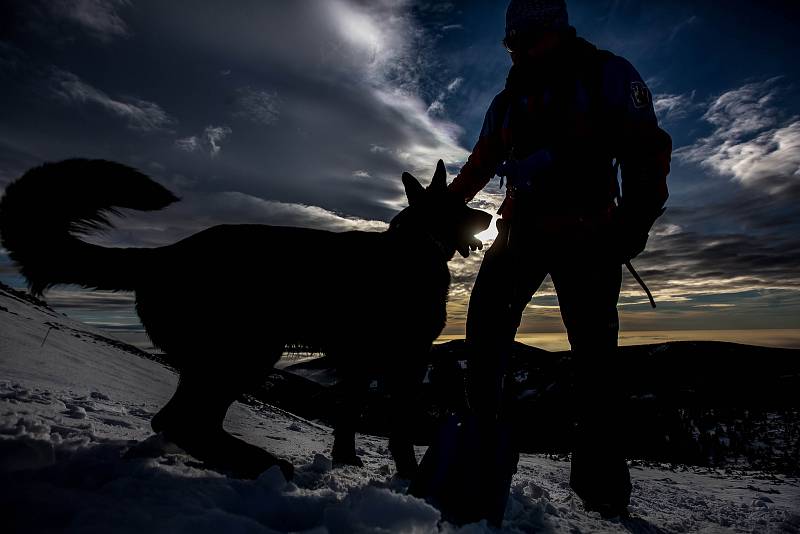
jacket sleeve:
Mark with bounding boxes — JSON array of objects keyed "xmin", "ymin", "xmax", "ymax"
[
  {"xmin": 604, "ymin": 56, "xmax": 671, "ymax": 230},
  {"xmin": 448, "ymin": 92, "xmax": 509, "ymax": 203}
]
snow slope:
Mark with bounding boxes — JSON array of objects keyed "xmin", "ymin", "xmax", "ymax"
[{"xmin": 1, "ymin": 284, "xmax": 798, "ymax": 533}]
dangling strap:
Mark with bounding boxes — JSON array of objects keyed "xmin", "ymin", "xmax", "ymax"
[{"xmin": 625, "ymin": 260, "xmax": 656, "ymax": 308}]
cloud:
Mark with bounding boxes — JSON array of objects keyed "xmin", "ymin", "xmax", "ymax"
[
  {"xmin": 707, "ymin": 122, "xmax": 800, "ymax": 193},
  {"xmin": 427, "ymin": 77, "xmax": 464, "ymax": 116},
  {"xmin": 417, "ymin": 2, "xmax": 455, "ymax": 14},
  {"xmin": 446, "ymin": 78, "xmax": 463, "ymax": 93},
  {"xmin": 83, "ymin": 190, "xmax": 389, "ymax": 249},
  {"xmin": 51, "ymin": 69, "xmax": 175, "ymax": 131},
  {"xmin": 427, "ymin": 100, "xmax": 445, "ymax": 115},
  {"xmin": 129, "ymin": 0, "xmax": 473, "ymax": 220},
  {"xmin": 667, "ymin": 14, "xmax": 698, "ymax": 42},
  {"xmin": 42, "ymin": 288, "xmax": 137, "ymax": 311},
  {"xmin": 50, "ymin": 0, "xmax": 131, "ymax": 41},
  {"xmin": 702, "ymin": 78, "xmax": 782, "ymax": 135},
  {"xmin": 653, "ymin": 91, "xmax": 697, "ymax": 122},
  {"xmin": 676, "ymin": 78, "xmax": 800, "ymax": 195},
  {"xmin": 234, "ymin": 87, "xmax": 281, "ymax": 125},
  {"xmin": 204, "ymin": 126, "xmax": 231, "ymax": 157},
  {"xmin": 174, "ymin": 136, "xmax": 200, "ymax": 153},
  {"xmin": 175, "ymin": 126, "xmax": 232, "ymax": 157}
]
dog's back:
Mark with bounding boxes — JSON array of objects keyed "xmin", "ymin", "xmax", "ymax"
[{"xmin": 134, "ymin": 223, "xmax": 449, "ymax": 362}]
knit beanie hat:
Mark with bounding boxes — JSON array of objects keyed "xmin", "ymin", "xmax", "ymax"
[{"xmin": 505, "ymin": 0, "xmax": 569, "ymax": 35}]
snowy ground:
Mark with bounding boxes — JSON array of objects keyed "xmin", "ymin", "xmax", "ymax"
[{"xmin": 1, "ymin": 285, "xmax": 798, "ymax": 533}]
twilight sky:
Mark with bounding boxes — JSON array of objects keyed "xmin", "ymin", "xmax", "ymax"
[{"xmin": 1, "ymin": 0, "xmax": 799, "ymax": 348}]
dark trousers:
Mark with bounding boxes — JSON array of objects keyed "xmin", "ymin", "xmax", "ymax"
[{"xmin": 465, "ymin": 216, "xmax": 631, "ymax": 509}]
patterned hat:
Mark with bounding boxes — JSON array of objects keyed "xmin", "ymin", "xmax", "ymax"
[{"xmin": 505, "ymin": 0, "xmax": 569, "ymax": 35}]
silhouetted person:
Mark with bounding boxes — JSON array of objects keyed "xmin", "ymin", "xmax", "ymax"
[{"xmin": 448, "ymin": 0, "xmax": 671, "ymax": 519}]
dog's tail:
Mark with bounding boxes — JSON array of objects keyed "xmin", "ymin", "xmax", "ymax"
[{"xmin": 0, "ymin": 159, "xmax": 178, "ymax": 295}]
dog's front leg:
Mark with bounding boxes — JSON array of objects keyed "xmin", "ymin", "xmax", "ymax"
[{"xmin": 385, "ymin": 355, "xmax": 429, "ymax": 479}]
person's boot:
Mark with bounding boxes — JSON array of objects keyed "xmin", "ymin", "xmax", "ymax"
[{"xmin": 570, "ymin": 444, "xmax": 631, "ymax": 519}]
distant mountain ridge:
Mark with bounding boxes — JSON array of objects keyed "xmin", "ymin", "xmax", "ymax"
[
  {"xmin": 2, "ymin": 282, "xmax": 798, "ymax": 475},
  {"xmin": 285, "ymin": 338, "xmax": 800, "ymax": 475}
]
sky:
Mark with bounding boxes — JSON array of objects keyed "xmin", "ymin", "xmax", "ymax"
[{"xmin": 1, "ymin": 0, "xmax": 799, "ymax": 349}]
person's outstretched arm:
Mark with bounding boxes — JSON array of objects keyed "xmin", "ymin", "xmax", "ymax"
[{"xmin": 448, "ymin": 92, "xmax": 509, "ymax": 203}]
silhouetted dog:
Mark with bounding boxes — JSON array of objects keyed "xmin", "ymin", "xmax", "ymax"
[{"xmin": 0, "ymin": 159, "xmax": 491, "ymax": 479}]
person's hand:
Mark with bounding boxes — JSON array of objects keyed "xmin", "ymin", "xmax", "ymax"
[
  {"xmin": 613, "ymin": 206, "xmax": 666, "ymax": 262},
  {"xmin": 618, "ymin": 228, "xmax": 649, "ymax": 262},
  {"xmin": 613, "ymin": 210, "xmax": 651, "ymax": 262}
]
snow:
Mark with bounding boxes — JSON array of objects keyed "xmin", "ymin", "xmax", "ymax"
[{"xmin": 1, "ymin": 284, "xmax": 799, "ymax": 533}]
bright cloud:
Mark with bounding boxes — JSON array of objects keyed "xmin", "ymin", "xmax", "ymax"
[
  {"xmin": 653, "ymin": 91, "xmax": 697, "ymax": 121},
  {"xmin": 428, "ymin": 77, "xmax": 465, "ymax": 116},
  {"xmin": 676, "ymin": 78, "xmax": 800, "ymax": 194}
]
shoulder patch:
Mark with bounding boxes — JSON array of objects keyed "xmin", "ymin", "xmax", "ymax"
[{"xmin": 630, "ymin": 81, "xmax": 651, "ymax": 109}]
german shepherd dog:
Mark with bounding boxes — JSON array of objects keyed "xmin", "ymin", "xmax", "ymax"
[{"xmin": 0, "ymin": 159, "xmax": 491, "ymax": 480}]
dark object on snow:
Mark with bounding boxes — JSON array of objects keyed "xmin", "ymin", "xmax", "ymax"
[
  {"xmin": 0, "ymin": 158, "xmax": 491, "ymax": 480},
  {"xmin": 408, "ymin": 414, "xmax": 519, "ymax": 527}
]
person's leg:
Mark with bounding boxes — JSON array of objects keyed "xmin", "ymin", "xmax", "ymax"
[
  {"xmin": 550, "ymin": 250, "xmax": 630, "ymax": 516},
  {"xmin": 461, "ymin": 219, "xmax": 545, "ymax": 525},
  {"xmin": 465, "ymin": 219, "xmax": 546, "ymax": 420}
]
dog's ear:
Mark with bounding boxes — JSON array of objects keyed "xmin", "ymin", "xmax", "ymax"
[
  {"xmin": 402, "ymin": 171, "xmax": 425, "ymax": 205},
  {"xmin": 428, "ymin": 159, "xmax": 447, "ymax": 192}
]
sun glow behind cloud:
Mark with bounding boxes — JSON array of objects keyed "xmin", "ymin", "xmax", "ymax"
[{"xmin": 327, "ymin": 0, "xmax": 384, "ymax": 58}]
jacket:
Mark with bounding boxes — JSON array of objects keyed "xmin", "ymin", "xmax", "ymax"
[{"xmin": 448, "ymin": 34, "xmax": 671, "ymax": 232}]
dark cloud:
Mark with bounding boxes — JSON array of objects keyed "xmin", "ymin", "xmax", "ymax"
[
  {"xmin": 50, "ymin": 68, "xmax": 176, "ymax": 132},
  {"xmin": 50, "ymin": 0, "xmax": 132, "ymax": 42},
  {"xmin": 1, "ymin": 0, "xmax": 470, "ymax": 223},
  {"xmin": 233, "ymin": 87, "xmax": 281, "ymax": 126}
]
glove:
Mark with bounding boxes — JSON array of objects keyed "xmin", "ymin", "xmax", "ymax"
[
  {"xmin": 618, "ymin": 227, "xmax": 649, "ymax": 262},
  {"xmin": 496, "ymin": 148, "xmax": 554, "ymax": 191},
  {"xmin": 613, "ymin": 208, "xmax": 661, "ymax": 262}
]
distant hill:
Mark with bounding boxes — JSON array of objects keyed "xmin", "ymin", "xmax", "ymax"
[
  {"xmin": 284, "ymin": 339, "xmax": 800, "ymax": 475},
  {"xmin": 2, "ymin": 282, "xmax": 797, "ymax": 475}
]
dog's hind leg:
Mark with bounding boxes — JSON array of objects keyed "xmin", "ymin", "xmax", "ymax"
[
  {"xmin": 385, "ymin": 350, "xmax": 430, "ymax": 479},
  {"xmin": 151, "ymin": 348, "xmax": 293, "ymax": 480}
]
